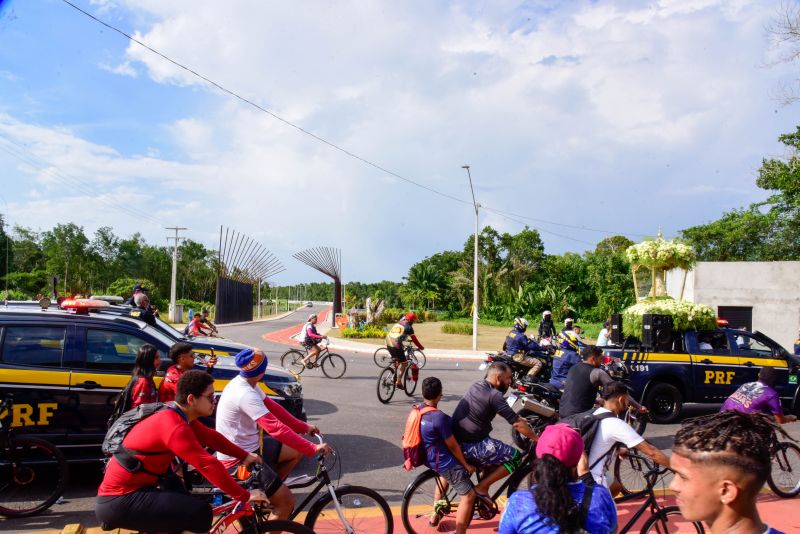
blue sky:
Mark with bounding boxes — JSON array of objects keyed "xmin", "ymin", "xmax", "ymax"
[{"xmin": 0, "ymin": 0, "xmax": 798, "ymax": 284}]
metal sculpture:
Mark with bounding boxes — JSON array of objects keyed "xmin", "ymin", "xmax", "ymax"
[
  {"xmin": 293, "ymin": 247, "xmax": 342, "ymax": 325},
  {"xmin": 215, "ymin": 226, "xmax": 284, "ymax": 324}
]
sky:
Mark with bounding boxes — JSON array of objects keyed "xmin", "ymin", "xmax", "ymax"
[{"xmin": 0, "ymin": 0, "xmax": 797, "ymax": 285}]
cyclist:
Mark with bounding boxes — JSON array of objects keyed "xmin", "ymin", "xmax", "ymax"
[
  {"xmin": 419, "ymin": 377, "xmax": 477, "ymax": 534},
  {"xmin": 499, "ymin": 423, "xmax": 616, "ymax": 534},
  {"xmin": 300, "ymin": 313, "xmax": 327, "ymax": 367},
  {"xmin": 199, "ymin": 307, "xmax": 219, "ymax": 336},
  {"xmin": 95, "ymin": 370, "xmax": 266, "ymax": 533},
  {"xmin": 215, "ymin": 348, "xmax": 332, "ymax": 520},
  {"xmin": 186, "ymin": 313, "xmax": 212, "ymax": 337},
  {"xmin": 158, "ymin": 342, "xmax": 217, "ymax": 403},
  {"xmin": 720, "ymin": 366, "xmax": 797, "ymax": 424},
  {"xmin": 549, "ymin": 331, "xmax": 581, "ymax": 390},
  {"xmin": 670, "ymin": 411, "xmax": 787, "ymax": 534},
  {"xmin": 128, "ymin": 344, "xmax": 160, "ymax": 408},
  {"xmin": 584, "ymin": 382, "xmax": 669, "ymax": 492},
  {"xmin": 386, "ymin": 312, "xmax": 424, "ymax": 389},
  {"xmin": 504, "ymin": 317, "xmax": 548, "ymax": 377},
  {"xmin": 537, "ymin": 310, "xmax": 556, "ymax": 340},
  {"xmin": 452, "ymin": 362, "xmax": 538, "ymax": 500}
]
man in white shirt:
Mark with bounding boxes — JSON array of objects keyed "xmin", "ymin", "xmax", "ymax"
[
  {"xmin": 596, "ymin": 321, "xmax": 611, "ymax": 347},
  {"xmin": 585, "ymin": 382, "xmax": 670, "ymax": 493},
  {"xmin": 216, "ymin": 348, "xmax": 332, "ymax": 520}
]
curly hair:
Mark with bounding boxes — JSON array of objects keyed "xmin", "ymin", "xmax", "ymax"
[
  {"xmin": 673, "ymin": 411, "xmax": 791, "ymax": 488},
  {"xmin": 532, "ymin": 454, "xmax": 585, "ymax": 533}
]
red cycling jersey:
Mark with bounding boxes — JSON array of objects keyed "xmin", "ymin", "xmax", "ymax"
[
  {"xmin": 157, "ymin": 365, "xmax": 183, "ymax": 403},
  {"xmin": 130, "ymin": 376, "xmax": 158, "ymax": 408},
  {"xmin": 98, "ymin": 408, "xmax": 250, "ymax": 501}
]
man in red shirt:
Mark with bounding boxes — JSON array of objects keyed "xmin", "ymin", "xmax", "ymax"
[
  {"xmin": 95, "ymin": 370, "xmax": 268, "ymax": 533},
  {"xmin": 158, "ymin": 342, "xmax": 217, "ymax": 403}
]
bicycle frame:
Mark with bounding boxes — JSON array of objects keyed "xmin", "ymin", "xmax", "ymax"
[
  {"xmin": 209, "ymin": 500, "xmax": 258, "ymax": 534},
  {"xmin": 613, "ymin": 485, "xmax": 664, "ymax": 533}
]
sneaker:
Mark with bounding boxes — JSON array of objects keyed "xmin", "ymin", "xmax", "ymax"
[{"xmin": 430, "ymin": 499, "xmax": 448, "ymax": 526}]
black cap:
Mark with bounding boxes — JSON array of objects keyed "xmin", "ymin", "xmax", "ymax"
[{"xmin": 132, "ymin": 284, "xmax": 149, "ymax": 293}]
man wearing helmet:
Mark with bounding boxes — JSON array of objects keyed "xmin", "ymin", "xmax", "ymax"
[
  {"xmin": 386, "ymin": 312, "xmax": 424, "ymax": 389},
  {"xmin": 504, "ymin": 318, "xmax": 548, "ymax": 377},
  {"xmin": 300, "ymin": 314, "xmax": 327, "ymax": 367},
  {"xmin": 537, "ymin": 311, "xmax": 556, "ymax": 339},
  {"xmin": 550, "ymin": 331, "xmax": 581, "ymax": 389}
]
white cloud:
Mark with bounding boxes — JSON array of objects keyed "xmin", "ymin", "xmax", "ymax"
[
  {"xmin": 98, "ymin": 60, "xmax": 138, "ymax": 78},
  {"xmin": 3, "ymin": 1, "xmax": 798, "ymax": 281}
]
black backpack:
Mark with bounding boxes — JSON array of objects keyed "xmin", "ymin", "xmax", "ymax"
[
  {"xmin": 567, "ymin": 409, "xmax": 618, "ymax": 469},
  {"xmin": 106, "ymin": 378, "xmax": 136, "ymax": 429},
  {"xmin": 102, "ymin": 402, "xmax": 187, "ymax": 476}
]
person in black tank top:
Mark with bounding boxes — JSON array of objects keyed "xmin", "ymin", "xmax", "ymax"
[{"xmin": 559, "ymin": 346, "xmax": 612, "ymax": 420}]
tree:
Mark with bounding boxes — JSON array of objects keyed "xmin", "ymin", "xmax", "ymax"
[
  {"xmin": 41, "ymin": 223, "xmax": 91, "ymax": 294},
  {"xmin": 594, "ymin": 235, "xmax": 634, "ymax": 255}
]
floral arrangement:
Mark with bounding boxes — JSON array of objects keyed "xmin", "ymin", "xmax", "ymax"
[
  {"xmin": 625, "ymin": 237, "xmax": 697, "ymax": 271},
  {"xmin": 622, "ymin": 298, "xmax": 716, "ymax": 338}
]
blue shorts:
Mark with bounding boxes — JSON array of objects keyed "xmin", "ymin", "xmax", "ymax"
[{"xmin": 461, "ymin": 437, "xmax": 517, "ymax": 468}]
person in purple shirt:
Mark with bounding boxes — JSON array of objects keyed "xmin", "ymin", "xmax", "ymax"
[{"xmin": 721, "ymin": 367, "xmax": 797, "ymax": 424}]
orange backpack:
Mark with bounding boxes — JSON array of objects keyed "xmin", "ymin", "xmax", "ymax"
[{"xmin": 401, "ymin": 404, "xmax": 439, "ymax": 471}]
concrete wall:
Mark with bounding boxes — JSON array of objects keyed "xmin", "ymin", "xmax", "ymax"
[{"xmin": 667, "ymin": 262, "xmax": 800, "ymax": 350}]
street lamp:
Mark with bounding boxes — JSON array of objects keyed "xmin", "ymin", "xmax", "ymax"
[{"xmin": 463, "ymin": 165, "xmax": 479, "ymax": 351}]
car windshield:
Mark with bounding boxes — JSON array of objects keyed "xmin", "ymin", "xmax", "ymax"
[{"xmin": 153, "ymin": 316, "xmax": 184, "ymax": 340}]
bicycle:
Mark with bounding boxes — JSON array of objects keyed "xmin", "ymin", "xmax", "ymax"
[
  {"xmin": 281, "ymin": 339, "xmax": 347, "ymax": 379},
  {"xmin": 400, "ymin": 444, "xmax": 536, "ymax": 534},
  {"xmin": 376, "ymin": 359, "xmax": 419, "ymax": 403},
  {"xmin": 0, "ymin": 396, "xmax": 69, "ymax": 518},
  {"xmin": 612, "ymin": 451, "xmax": 705, "ymax": 533},
  {"xmin": 374, "ymin": 341, "xmax": 426, "ymax": 369},
  {"xmin": 767, "ymin": 439, "xmax": 800, "ymax": 498}
]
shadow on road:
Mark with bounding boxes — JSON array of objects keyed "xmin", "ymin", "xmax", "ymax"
[
  {"xmin": 295, "ymin": 433, "xmax": 402, "ymax": 476},
  {"xmin": 303, "ymin": 398, "xmax": 339, "ymax": 417}
]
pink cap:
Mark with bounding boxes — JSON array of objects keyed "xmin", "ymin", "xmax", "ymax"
[{"xmin": 535, "ymin": 423, "xmax": 583, "ymax": 468}]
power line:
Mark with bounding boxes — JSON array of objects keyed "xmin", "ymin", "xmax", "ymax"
[
  {"xmin": 482, "ymin": 206, "xmax": 596, "ymax": 246},
  {"xmin": 58, "ymin": 0, "xmax": 647, "ymax": 243}
]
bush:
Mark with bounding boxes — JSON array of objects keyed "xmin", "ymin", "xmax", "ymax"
[
  {"xmin": 341, "ymin": 326, "xmax": 387, "ymax": 339},
  {"xmin": 0, "ymin": 289, "xmax": 30, "ymax": 301},
  {"xmin": 441, "ymin": 322, "xmax": 473, "ymax": 335},
  {"xmin": 177, "ymin": 298, "xmax": 214, "ymax": 316}
]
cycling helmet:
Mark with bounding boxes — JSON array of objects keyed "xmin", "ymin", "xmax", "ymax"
[
  {"xmin": 405, "ymin": 311, "xmax": 418, "ymax": 322},
  {"xmin": 308, "ymin": 313, "xmax": 317, "ymax": 322},
  {"xmin": 560, "ymin": 331, "xmax": 579, "ymax": 351},
  {"xmin": 542, "ymin": 310, "xmax": 552, "ymax": 318},
  {"xmin": 513, "ymin": 317, "xmax": 529, "ymax": 332}
]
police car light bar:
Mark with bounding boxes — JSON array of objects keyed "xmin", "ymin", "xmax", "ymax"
[
  {"xmin": 716, "ymin": 318, "xmax": 729, "ymax": 327},
  {"xmin": 60, "ymin": 298, "xmax": 111, "ymax": 314}
]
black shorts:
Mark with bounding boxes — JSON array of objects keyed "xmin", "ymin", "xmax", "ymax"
[
  {"xmin": 303, "ymin": 339, "xmax": 319, "ymax": 349},
  {"xmin": 96, "ymin": 486, "xmax": 212, "ymax": 533},
  {"xmin": 387, "ymin": 346, "xmax": 406, "ymax": 362},
  {"xmin": 261, "ymin": 436, "xmax": 283, "ymax": 472}
]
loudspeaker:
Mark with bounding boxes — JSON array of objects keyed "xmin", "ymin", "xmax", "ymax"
[
  {"xmin": 642, "ymin": 314, "xmax": 674, "ymax": 351},
  {"xmin": 610, "ymin": 314, "xmax": 623, "ymax": 345}
]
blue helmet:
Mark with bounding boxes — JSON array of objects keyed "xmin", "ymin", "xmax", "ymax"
[
  {"xmin": 514, "ymin": 317, "xmax": 529, "ymax": 332},
  {"xmin": 560, "ymin": 331, "xmax": 579, "ymax": 351}
]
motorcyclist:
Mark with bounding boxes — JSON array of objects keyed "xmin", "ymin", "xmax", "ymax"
[
  {"xmin": 503, "ymin": 318, "xmax": 547, "ymax": 378},
  {"xmin": 537, "ymin": 311, "xmax": 556, "ymax": 340},
  {"xmin": 549, "ymin": 331, "xmax": 581, "ymax": 390}
]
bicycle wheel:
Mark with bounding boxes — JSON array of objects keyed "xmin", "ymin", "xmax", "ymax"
[
  {"xmin": 403, "ymin": 366, "xmax": 418, "ymax": 396},
  {"xmin": 304, "ymin": 485, "xmax": 392, "ymax": 533},
  {"xmin": 321, "ymin": 353, "xmax": 347, "ymax": 379},
  {"xmin": 640, "ymin": 505, "xmax": 705, "ymax": 533},
  {"xmin": 412, "ymin": 349, "xmax": 427, "ymax": 369},
  {"xmin": 614, "ymin": 452, "xmax": 657, "ymax": 496},
  {"xmin": 401, "ymin": 469, "xmax": 465, "ymax": 534},
  {"xmin": 373, "ymin": 347, "xmax": 392, "ymax": 367},
  {"xmin": 0, "ymin": 436, "xmax": 69, "ymax": 518},
  {"xmin": 281, "ymin": 350, "xmax": 307, "ymax": 375},
  {"xmin": 376, "ymin": 367, "xmax": 396, "ymax": 404},
  {"xmin": 767, "ymin": 441, "xmax": 800, "ymax": 498}
]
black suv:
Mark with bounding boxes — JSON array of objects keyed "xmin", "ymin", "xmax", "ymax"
[{"xmin": 0, "ymin": 301, "xmax": 304, "ymax": 461}]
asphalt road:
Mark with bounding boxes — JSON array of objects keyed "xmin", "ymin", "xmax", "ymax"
[{"xmin": 5, "ymin": 305, "xmax": 800, "ymax": 532}]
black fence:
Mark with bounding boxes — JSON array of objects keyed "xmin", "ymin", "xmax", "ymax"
[{"xmin": 215, "ymin": 276, "xmax": 253, "ymax": 324}]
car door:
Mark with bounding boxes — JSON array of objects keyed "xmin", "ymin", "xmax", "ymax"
[
  {"xmin": 66, "ymin": 325, "xmax": 165, "ymax": 447},
  {"xmin": 733, "ymin": 331, "xmax": 791, "ymax": 396},
  {"xmin": 688, "ymin": 330, "xmax": 742, "ymax": 401},
  {"xmin": 0, "ymin": 323, "xmax": 74, "ymax": 445}
]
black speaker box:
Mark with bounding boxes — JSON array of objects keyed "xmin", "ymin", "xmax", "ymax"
[
  {"xmin": 642, "ymin": 314, "xmax": 674, "ymax": 350},
  {"xmin": 610, "ymin": 314, "xmax": 623, "ymax": 345}
]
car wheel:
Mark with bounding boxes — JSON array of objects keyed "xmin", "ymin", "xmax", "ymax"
[{"xmin": 643, "ymin": 382, "xmax": 682, "ymax": 424}]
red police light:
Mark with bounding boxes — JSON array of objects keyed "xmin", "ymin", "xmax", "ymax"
[
  {"xmin": 716, "ymin": 318, "xmax": 729, "ymax": 327},
  {"xmin": 487, "ymin": 355, "xmax": 495, "ymax": 361},
  {"xmin": 517, "ymin": 384, "xmax": 528, "ymax": 393},
  {"xmin": 60, "ymin": 298, "xmax": 111, "ymax": 314},
  {"xmin": 603, "ymin": 355, "xmax": 612, "ymax": 365}
]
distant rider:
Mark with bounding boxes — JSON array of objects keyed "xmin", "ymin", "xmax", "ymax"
[
  {"xmin": 503, "ymin": 317, "xmax": 547, "ymax": 378},
  {"xmin": 537, "ymin": 310, "xmax": 556, "ymax": 340},
  {"xmin": 300, "ymin": 314, "xmax": 327, "ymax": 367},
  {"xmin": 549, "ymin": 331, "xmax": 581, "ymax": 390},
  {"xmin": 386, "ymin": 312, "xmax": 424, "ymax": 389},
  {"xmin": 721, "ymin": 366, "xmax": 797, "ymax": 424}
]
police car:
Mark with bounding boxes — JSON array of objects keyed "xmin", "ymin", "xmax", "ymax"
[
  {"xmin": 604, "ymin": 327, "xmax": 800, "ymax": 423},
  {"xmin": 0, "ymin": 298, "xmax": 304, "ymax": 461}
]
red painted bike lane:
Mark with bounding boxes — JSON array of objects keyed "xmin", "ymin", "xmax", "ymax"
[{"xmin": 262, "ymin": 307, "xmax": 332, "ymax": 346}]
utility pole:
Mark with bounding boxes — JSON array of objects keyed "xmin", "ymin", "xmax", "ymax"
[
  {"xmin": 257, "ymin": 279, "xmax": 261, "ymax": 319},
  {"xmin": 166, "ymin": 227, "xmax": 187, "ymax": 322},
  {"xmin": 463, "ymin": 165, "xmax": 480, "ymax": 352}
]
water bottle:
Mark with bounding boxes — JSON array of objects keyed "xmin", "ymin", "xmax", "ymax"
[
  {"xmin": 411, "ymin": 363, "xmax": 419, "ymax": 382},
  {"xmin": 212, "ymin": 493, "xmax": 222, "ymax": 507}
]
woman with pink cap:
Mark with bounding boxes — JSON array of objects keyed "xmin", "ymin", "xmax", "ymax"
[{"xmin": 498, "ymin": 423, "xmax": 617, "ymax": 534}]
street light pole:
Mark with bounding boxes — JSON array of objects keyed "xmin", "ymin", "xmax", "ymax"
[
  {"xmin": 166, "ymin": 227, "xmax": 187, "ymax": 322},
  {"xmin": 463, "ymin": 165, "xmax": 479, "ymax": 352}
]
